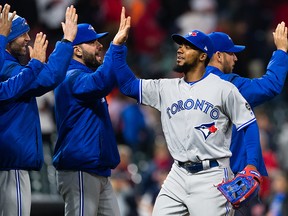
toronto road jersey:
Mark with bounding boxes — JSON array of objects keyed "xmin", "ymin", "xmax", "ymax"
[
  {"xmin": 206, "ymin": 49, "xmax": 288, "ymax": 175},
  {"xmin": 140, "ymin": 73, "xmax": 256, "ymax": 162}
]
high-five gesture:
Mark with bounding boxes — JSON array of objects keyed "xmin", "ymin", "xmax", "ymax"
[
  {"xmin": 273, "ymin": 21, "xmax": 288, "ymax": 52},
  {"xmin": 113, "ymin": 7, "xmax": 131, "ymax": 45},
  {"xmin": 28, "ymin": 32, "xmax": 48, "ymax": 63},
  {"xmin": 62, "ymin": 5, "xmax": 78, "ymax": 42},
  {"xmin": 0, "ymin": 4, "xmax": 16, "ymax": 36}
]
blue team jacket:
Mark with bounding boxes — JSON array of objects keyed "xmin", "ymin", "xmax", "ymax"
[
  {"xmin": 0, "ymin": 35, "xmax": 42, "ymax": 102},
  {"xmin": 0, "ymin": 41, "xmax": 73, "ymax": 171},
  {"xmin": 53, "ymin": 43, "xmax": 120, "ymax": 177},
  {"xmin": 0, "ymin": 35, "xmax": 7, "ymax": 69},
  {"xmin": 206, "ymin": 50, "xmax": 288, "ymax": 176}
]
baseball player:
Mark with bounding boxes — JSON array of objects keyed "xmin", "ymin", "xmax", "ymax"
[
  {"xmin": 52, "ymin": 7, "xmax": 131, "ymax": 216},
  {"xmin": 207, "ymin": 22, "xmax": 288, "ymax": 214},
  {"xmin": 0, "ymin": 6, "xmax": 77, "ymax": 216},
  {"xmin": 0, "ymin": 4, "xmax": 43, "ymax": 102},
  {"xmin": 208, "ymin": 22, "xmax": 288, "ymax": 174},
  {"xmin": 112, "ymin": 26, "xmax": 262, "ymax": 215}
]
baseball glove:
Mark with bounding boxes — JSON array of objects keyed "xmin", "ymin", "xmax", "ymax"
[{"xmin": 216, "ymin": 166, "xmax": 262, "ymax": 209}]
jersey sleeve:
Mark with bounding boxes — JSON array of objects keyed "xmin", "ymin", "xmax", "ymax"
[
  {"xmin": 224, "ymin": 85, "xmax": 256, "ymax": 131},
  {"xmin": 22, "ymin": 41, "xmax": 74, "ymax": 97},
  {"xmin": 0, "ymin": 67, "xmax": 40, "ymax": 103},
  {"xmin": 232, "ymin": 50, "xmax": 288, "ymax": 107},
  {"xmin": 71, "ymin": 44, "xmax": 116, "ymax": 100},
  {"xmin": 141, "ymin": 79, "xmax": 163, "ymax": 110}
]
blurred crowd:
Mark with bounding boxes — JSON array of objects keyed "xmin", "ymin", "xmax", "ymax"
[{"xmin": 2, "ymin": 0, "xmax": 288, "ymax": 215}]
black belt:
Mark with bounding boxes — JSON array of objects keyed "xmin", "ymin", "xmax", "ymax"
[{"xmin": 177, "ymin": 159, "xmax": 219, "ymax": 173}]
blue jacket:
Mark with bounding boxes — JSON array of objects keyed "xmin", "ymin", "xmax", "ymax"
[
  {"xmin": 0, "ymin": 41, "xmax": 73, "ymax": 171},
  {"xmin": 0, "ymin": 35, "xmax": 6, "ymax": 69},
  {"xmin": 206, "ymin": 50, "xmax": 288, "ymax": 175},
  {"xmin": 0, "ymin": 35, "xmax": 42, "ymax": 102},
  {"xmin": 53, "ymin": 43, "xmax": 120, "ymax": 177}
]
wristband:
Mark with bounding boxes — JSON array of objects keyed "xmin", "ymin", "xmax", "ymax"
[{"xmin": 61, "ymin": 38, "xmax": 72, "ymax": 43}]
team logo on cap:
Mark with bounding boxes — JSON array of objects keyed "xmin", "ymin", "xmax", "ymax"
[
  {"xmin": 189, "ymin": 31, "xmax": 198, "ymax": 36},
  {"xmin": 88, "ymin": 25, "xmax": 95, "ymax": 32},
  {"xmin": 195, "ymin": 122, "xmax": 218, "ymax": 140}
]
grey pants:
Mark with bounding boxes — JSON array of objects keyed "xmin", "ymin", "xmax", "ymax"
[
  {"xmin": 56, "ymin": 170, "xmax": 120, "ymax": 216},
  {"xmin": 0, "ymin": 170, "xmax": 31, "ymax": 216}
]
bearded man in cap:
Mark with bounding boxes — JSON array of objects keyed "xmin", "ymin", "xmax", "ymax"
[
  {"xmin": 52, "ymin": 7, "xmax": 131, "ymax": 216},
  {"xmin": 0, "ymin": 5, "xmax": 78, "ymax": 216}
]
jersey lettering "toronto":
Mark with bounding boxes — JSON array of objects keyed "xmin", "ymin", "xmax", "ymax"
[{"xmin": 166, "ymin": 98, "xmax": 220, "ymax": 119}]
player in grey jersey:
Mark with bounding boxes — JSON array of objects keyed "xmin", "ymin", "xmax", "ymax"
[{"xmin": 111, "ymin": 24, "xmax": 262, "ymax": 215}]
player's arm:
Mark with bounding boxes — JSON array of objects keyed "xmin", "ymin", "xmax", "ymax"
[
  {"xmin": 226, "ymin": 86, "xmax": 262, "ymax": 171},
  {"xmin": 233, "ymin": 22, "xmax": 288, "ymax": 107},
  {"xmin": 240, "ymin": 120, "xmax": 261, "ymax": 169},
  {"xmin": 111, "ymin": 7, "xmax": 140, "ymax": 100},
  {"xmin": 22, "ymin": 5, "xmax": 77, "ymax": 97},
  {"xmin": 71, "ymin": 45, "xmax": 117, "ymax": 100},
  {"xmin": 0, "ymin": 67, "xmax": 41, "ymax": 103}
]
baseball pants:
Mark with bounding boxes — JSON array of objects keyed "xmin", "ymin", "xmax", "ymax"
[
  {"xmin": 0, "ymin": 170, "xmax": 31, "ymax": 216},
  {"xmin": 56, "ymin": 170, "xmax": 120, "ymax": 216},
  {"xmin": 152, "ymin": 161, "xmax": 235, "ymax": 216}
]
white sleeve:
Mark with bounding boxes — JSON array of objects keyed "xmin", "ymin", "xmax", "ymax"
[
  {"xmin": 140, "ymin": 79, "xmax": 162, "ymax": 110},
  {"xmin": 224, "ymin": 86, "xmax": 256, "ymax": 130}
]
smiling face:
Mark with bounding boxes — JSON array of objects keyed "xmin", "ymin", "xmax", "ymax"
[
  {"xmin": 173, "ymin": 43, "xmax": 206, "ymax": 74},
  {"xmin": 7, "ymin": 32, "xmax": 31, "ymax": 57},
  {"xmin": 74, "ymin": 39, "xmax": 104, "ymax": 70}
]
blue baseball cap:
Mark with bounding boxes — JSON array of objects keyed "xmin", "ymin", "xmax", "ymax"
[
  {"xmin": 208, "ymin": 32, "xmax": 245, "ymax": 53},
  {"xmin": 72, "ymin": 23, "xmax": 108, "ymax": 46},
  {"xmin": 172, "ymin": 30, "xmax": 214, "ymax": 58},
  {"xmin": 7, "ymin": 14, "xmax": 30, "ymax": 42}
]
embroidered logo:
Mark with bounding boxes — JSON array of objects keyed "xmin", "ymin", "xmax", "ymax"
[{"xmin": 195, "ymin": 122, "xmax": 218, "ymax": 140}]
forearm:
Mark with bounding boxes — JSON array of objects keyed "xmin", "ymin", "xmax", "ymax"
[
  {"xmin": 243, "ymin": 121, "xmax": 261, "ymax": 168},
  {"xmin": 111, "ymin": 43, "xmax": 140, "ymax": 100}
]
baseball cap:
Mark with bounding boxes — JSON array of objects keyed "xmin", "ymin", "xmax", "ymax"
[
  {"xmin": 72, "ymin": 23, "xmax": 108, "ymax": 46},
  {"xmin": 208, "ymin": 32, "xmax": 245, "ymax": 53},
  {"xmin": 7, "ymin": 14, "xmax": 30, "ymax": 42},
  {"xmin": 172, "ymin": 30, "xmax": 214, "ymax": 58}
]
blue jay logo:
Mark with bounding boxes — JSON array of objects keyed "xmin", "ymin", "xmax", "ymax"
[{"xmin": 195, "ymin": 122, "xmax": 218, "ymax": 140}]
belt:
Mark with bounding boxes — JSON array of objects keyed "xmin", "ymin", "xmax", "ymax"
[{"xmin": 177, "ymin": 159, "xmax": 219, "ymax": 173}]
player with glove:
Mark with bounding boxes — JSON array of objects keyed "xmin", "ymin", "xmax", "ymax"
[{"xmin": 217, "ymin": 165, "xmax": 263, "ymax": 209}]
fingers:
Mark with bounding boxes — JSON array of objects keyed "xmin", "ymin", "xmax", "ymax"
[
  {"xmin": 66, "ymin": 5, "xmax": 77, "ymax": 23},
  {"xmin": 30, "ymin": 32, "xmax": 48, "ymax": 63},
  {"xmin": 273, "ymin": 21, "xmax": 288, "ymax": 52},
  {"xmin": 0, "ymin": 4, "xmax": 16, "ymax": 36},
  {"xmin": 63, "ymin": 5, "xmax": 78, "ymax": 42}
]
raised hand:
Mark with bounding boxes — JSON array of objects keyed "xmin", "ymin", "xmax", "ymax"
[
  {"xmin": 113, "ymin": 7, "xmax": 131, "ymax": 45},
  {"xmin": 273, "ymin": 21, "xmax": 288, "ymax": 52},
  {"xmin": 61, "ymin": 5, "xmax": 78, "ymax": 42},
  {"xmin": 0, "ymin": 4, "xmax": 16, "ymax": 36},
  {"xmin": 28, "ymin": 32, "xmax": 48, "ymax": 63}
]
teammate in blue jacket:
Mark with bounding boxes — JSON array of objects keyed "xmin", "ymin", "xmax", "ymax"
[
  {"xmin": 0, "ymin": 4, "xmax": 50, "ymax": 103},
  {"xmin": 207, "ymin": 22, "xmax": 288, "ymax": 214},
  {"xmin": 0, "ymin": 4, "xmax": 35, "ymax": 101},
  {"xmin": 0, "ymin": 5, "xmax": 78, "ymax": 216},
  {"xmin": 52, "ymin": 7, "xmax": 131, "ymax": 216}
]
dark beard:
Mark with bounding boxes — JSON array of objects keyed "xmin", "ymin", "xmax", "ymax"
[
  {"xmin": 82, "ymin": 50, "xmax": 102, "ymax": 70},
  {"xmin": 173, "ymin": 63, "xmax": 193, "ymax": 74}
]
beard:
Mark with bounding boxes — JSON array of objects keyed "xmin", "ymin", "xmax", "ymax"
[
  {"xmin": 173, "ymin": 61, "xmax": 196, "ymax": 74},
  {"xmin": 82, "ymin": 49, "xmax": 102, "ymax": 70}
]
